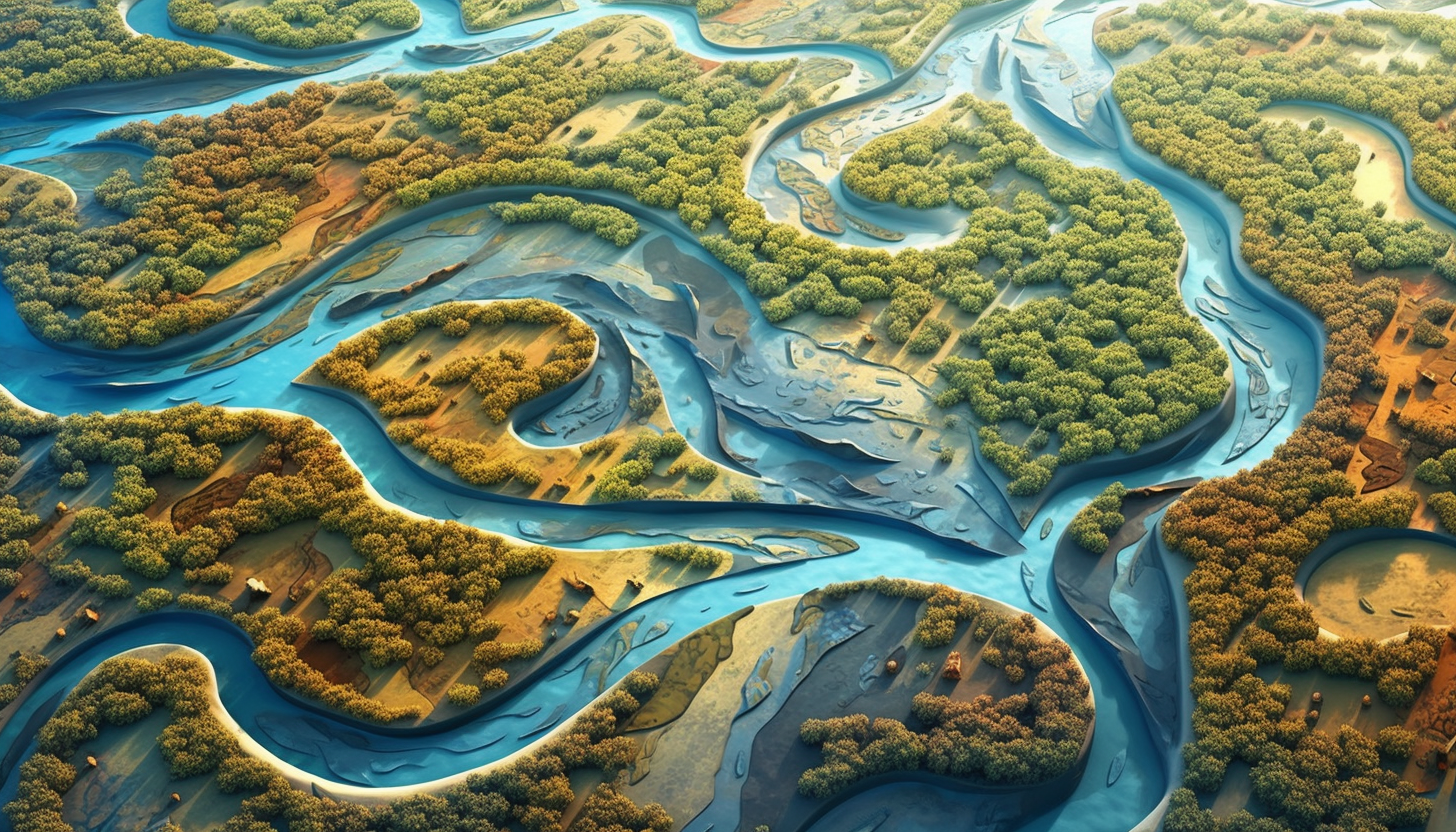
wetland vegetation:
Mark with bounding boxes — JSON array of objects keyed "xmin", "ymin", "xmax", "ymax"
[{"xmin": 4, "ymin": 0, "xmax": 1456, "ymax": 830}]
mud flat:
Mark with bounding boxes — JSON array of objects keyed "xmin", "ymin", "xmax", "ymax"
[{"xmin": 617, "ymin": 583, "xmax": 1095, "ymax": 832}]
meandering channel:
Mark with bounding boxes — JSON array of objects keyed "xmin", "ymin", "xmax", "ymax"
[{"xmin": 0, "ymin": 1, "xmax": 1382, "ymax": 831}]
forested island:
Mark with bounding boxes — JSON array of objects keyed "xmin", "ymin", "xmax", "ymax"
[
  {"xmin": 0, "ymin": 0, "xmax": 231, "ymax": 101},
  {"xmin": 168, "ymin": 0, "xmax": 420, "ymax": 50},
  {"xmin": 304, "ymin": 296, "xmax": 764, "ymax": 502},
  {"xmin": 0, "ymin": 16, "xmax": 1231, "ymax": 500}
]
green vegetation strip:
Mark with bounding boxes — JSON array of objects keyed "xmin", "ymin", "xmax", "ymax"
[
  {"xmin": 169, "ymin": 0, "xmax": 420, "ymax": 49},
  {"xmin": 0, "ymin": 391, "xmax": 735, "ymax": 721},
  {"xmin": 3, "ymin": 653, "xmax": 675, "ymax": 832},
  {"xmin": 1100, "ymin": 1, "xmax": 1456, "ymax": 829},
  {"xmin": 0, "ymin": 0, "xmax": 231, "ymax": 102}
]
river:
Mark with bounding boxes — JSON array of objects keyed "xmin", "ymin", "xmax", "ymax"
[{"xmin": 0, "ymin": 0, "xmax": 1387, "ymax": 830}]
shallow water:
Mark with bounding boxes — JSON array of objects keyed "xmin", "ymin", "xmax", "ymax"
[{"xmin": 0, "ymin": 1, "xmax": 1419, "ymax": 830}]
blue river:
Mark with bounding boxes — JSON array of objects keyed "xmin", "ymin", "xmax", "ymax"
[{"xmin": 4, "ymin": 0, "xmax": 1420, "ymax": 829}]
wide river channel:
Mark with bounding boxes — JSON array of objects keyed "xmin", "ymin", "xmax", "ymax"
[{"xmin": 2, "ymin": 0, "xmax": 1433, "ymax": 829}]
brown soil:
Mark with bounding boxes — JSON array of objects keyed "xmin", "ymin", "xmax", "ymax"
[
  {"xmin": 1359, "ymin": 434, "xmax": 1406, "ymax": 493},
  {"xmin": 284, "ymin": 531, "xmax": 335, "ymax": 602},
  {"xmin": 1407, "ymin": 635, "xmax": 1456, "ymax": 747},
  {"xmin": 303, "ymin": 302, "xmax": 752, "ymax": 506},
  {"xmin": 169, "ymin": 436, "xmax": 282, "ymax": 530},
  {"xmin": 312, "ymin": 202, "xmax": 372, "ymax": 255},
  {"xmin": 1401, "ymin": 634, "xmax": 1456, "ymax": 795},
  {"xmin": 1351, "ymin": 397, "xmax": 1379, "ymax": 430},
  {"xmin": 713, "ymin": 0, "xmax": 786, "ymax": 25},
  {"xmin": 171, "ymin": 470, "xmax": 256, "ymax": 531},
  {"xmin": 296, "ymin": 635, "xmax": 370, "ymax": 690},
  {"xmin": 623, "ymin": 608, "xmax": 749, "ymax": 732}
]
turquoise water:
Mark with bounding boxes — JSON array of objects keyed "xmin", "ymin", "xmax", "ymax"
[{"xmin": 5, "ymin": 0, "xmax": 1424, "ymax": 829}]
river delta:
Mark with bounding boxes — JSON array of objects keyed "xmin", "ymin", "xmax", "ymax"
[{"xmin": 1, "ymin": 0, "xmax": 1455, "ymax": 831}]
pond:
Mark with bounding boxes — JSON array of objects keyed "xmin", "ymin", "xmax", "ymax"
[{"xmin": 1305, "ymin": 537, "xmax": 1456, "ymax": 640}]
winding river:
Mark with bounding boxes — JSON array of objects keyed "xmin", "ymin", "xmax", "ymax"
[{"xmin": 4, "ymin": 0, "xmax": 1421, "ymax": 829}]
